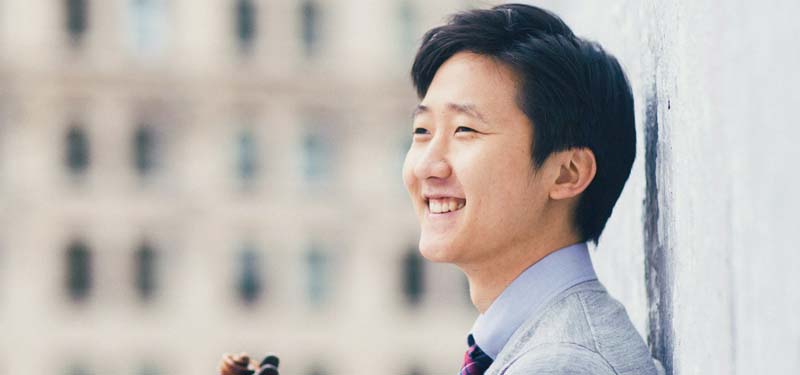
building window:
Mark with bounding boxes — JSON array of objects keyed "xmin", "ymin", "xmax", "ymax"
[
  {"xmin": 65, "ymin": 0, "xmax": 89, "ymax": 44},
  {"xmin": 66, "ymin": 363, "xmax": 92, "ymax": 375},
  {"xmin": 300, "ymin": 0, "xmax": 319, "ymax": 57},
  {"xmin": 306, "ymin": 245, "xmax": 329, "ymax": 307},
  {"xmin": 398, "ymin": 1, "xmax": 417, "ymax": 57},
  {"xmin": 235, "ymin": 0, "xmax": 257, "ymax": 52},
  {"xmin": 306, "ymin": 363, "xmax": 327, "ymax": 375},
  {"xmin": 65, "ymin": 124, "xmax": 90, "ymax": 175},
  {"xmin": 302, "ymin": 131, "xmax": 332, "ymax": 183},
  {"xmin": 237, "ymin": 130, "xmax": 258, "ymax": 183},
  {"xmin": 402, "ymin": 247, "xmax": 425, "ymax": 306},
  {"xmin": 133, "ymin": 124, "xmax": 157, "ymax": 177},
  {"xmin": 137, "ymin": 362, "xmax": 161, "ymax": 375},
  {"xmin": 128, "ymin": 0, "xmax": 167, "ymax": 57},
  {"xmin": 237, "ymin": 245, "xmax": 262, "ymax": 305},
  {"xmin": 66, "ymin": 240, "xmax": 92, "ymax": 302},
  {"xmin": 135, "ymin": 241, "xmax": 158, "ymax": 301}
]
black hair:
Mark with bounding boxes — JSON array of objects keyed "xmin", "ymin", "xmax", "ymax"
[{"xmin": 411, "ymin": 3, "xmax": 635, "ymax": 244}]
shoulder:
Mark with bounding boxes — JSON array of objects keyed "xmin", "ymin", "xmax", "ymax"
[
  {"xmin": 503, "ymin": 342, "xmax": 616, "ymax": 375},
  {"xmin": 491, "ymin": 281, "xmax": 659, "ymax": 375}
]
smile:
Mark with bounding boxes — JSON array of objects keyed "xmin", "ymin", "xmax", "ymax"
[{"xmin": 427, "ymin": 197, "xmax": 466, "ymax": 214}]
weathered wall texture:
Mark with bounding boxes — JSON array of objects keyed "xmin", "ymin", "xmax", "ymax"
[{"xmin": 522, "ymin": 1, "xmax": 800, "ymax": 374}]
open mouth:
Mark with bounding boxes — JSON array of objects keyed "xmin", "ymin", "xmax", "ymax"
[{"xmin": 426, "ymin": 197, "xmax": 466, "ymax": 214}]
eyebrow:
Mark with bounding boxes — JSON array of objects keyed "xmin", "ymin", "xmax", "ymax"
[{"xmin": 412, "ymin": 102, "xmax": 490, "ymax": 125}]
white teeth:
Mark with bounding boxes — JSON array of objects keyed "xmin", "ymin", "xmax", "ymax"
[{"xmin": 427, "ymin": 198, "xmax": 466, "ymax": 214}]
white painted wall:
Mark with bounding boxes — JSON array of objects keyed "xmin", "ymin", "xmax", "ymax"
[{"xmin": 519, "ymin": 1, "xmax": 800, "ymax": 373}]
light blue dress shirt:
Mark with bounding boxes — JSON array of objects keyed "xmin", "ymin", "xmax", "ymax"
[{"xmin": 470, "ymin": 242, "xmax": 598, "ymax": 360}]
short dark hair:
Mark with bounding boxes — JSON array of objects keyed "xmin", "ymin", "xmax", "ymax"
[{"xmin": 411, "ymin": 4, "xmax": 635, "ymax": 244}]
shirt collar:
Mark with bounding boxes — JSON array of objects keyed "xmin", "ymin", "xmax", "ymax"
[{"xmin": 470, "ymin": 242, "xmax": 597, "ymax": 359}]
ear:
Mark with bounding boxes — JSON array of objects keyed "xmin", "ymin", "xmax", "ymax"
[{"xmin": 549, "ymin": 148, "xmax": 597, "ymax": 201}]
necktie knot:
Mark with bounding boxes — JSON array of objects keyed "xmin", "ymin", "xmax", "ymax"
[{"xmin": 459, "ymin": 334, "xmax": 493, "ymax": 375}]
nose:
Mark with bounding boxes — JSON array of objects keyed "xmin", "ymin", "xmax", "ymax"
[{"xmin": 414, "ymin": 137, "xmax": 452, "ymax": 180}]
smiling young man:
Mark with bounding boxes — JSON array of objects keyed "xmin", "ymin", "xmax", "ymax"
[{"xmin": 403, "ymin": 4, "xmax": 661, "ymax": 375}]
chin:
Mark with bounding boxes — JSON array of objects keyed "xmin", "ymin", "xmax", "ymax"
[{"xmin": 417, "ymin": 234, "xmax": 463, "ymax": 263}]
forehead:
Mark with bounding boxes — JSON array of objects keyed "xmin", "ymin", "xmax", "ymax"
[{"xmin": 420, "ymin": 52, "xmax": 523, "ymax": 122}]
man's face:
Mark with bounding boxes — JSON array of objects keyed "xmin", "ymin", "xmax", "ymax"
[{"xmin": 403, "ymin": 52, "xmax": 551, "ymax": 266}]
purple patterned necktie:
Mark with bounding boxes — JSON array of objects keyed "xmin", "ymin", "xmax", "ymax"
[{"xmin": 459, "ymin": 334, "xmax": 493, "ymax": 375}]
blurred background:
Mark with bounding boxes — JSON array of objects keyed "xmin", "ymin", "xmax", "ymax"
[
  {"xmin": 1, "ymin": 1, "xmax": 799, "ymax": 375},
  {"xmin": 0, "ymin": 0, "xmax": 479, "ymax": 374}
]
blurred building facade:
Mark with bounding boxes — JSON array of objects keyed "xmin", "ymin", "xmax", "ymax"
[{"xmin": 0, "ymin": 1, "xmax": 480, "ymax": 374}]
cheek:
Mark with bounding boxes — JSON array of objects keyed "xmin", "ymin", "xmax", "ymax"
[
  {"xmin": 463, "ymin": 151, "xmax": 536, "ymax": 214},
  {"xmin": 401, "ymin": 150, "xmax": 417, "ymax": 192}
]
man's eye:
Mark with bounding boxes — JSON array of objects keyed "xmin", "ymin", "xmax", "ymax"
[
  {"xmin": 455, "ymin": 126, "xmax": 476, "ymax": 133},
  {"xmin": 413, "ymin": 127, "xmax": 429, "ymax": 135}
]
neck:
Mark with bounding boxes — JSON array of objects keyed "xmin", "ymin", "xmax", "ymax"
[{"xmin": 459, "ymin": 228, "xmax": 581, "ymax": 314}]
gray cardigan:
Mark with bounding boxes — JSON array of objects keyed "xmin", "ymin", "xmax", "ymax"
[{"xmin": 485, "ymin": 280, "xmax": 664, "ymax": 375}]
